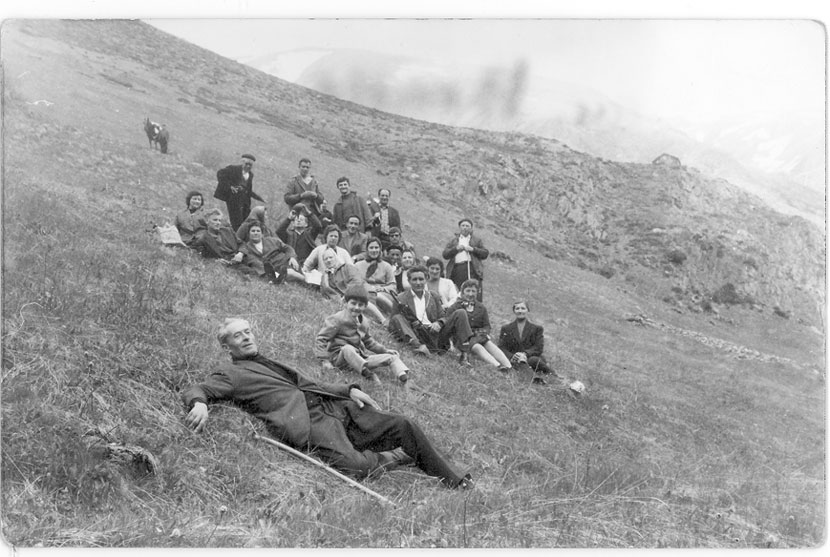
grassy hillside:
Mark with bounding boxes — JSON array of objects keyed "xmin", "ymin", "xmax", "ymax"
[{"xmin": 1, "ymin": 20, "xmax": 825, "ymax": 548}]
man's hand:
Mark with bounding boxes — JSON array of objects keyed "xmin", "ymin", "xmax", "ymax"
[
  {"xmin": 301, "ymin": 191, "xmax": 317, "ymax": 200},
  {"xmin": 321, "ymin": 360, "xmax": 335, "ymax": 371},
  {"xmin": 464, "ymin": 244, "xmax": 475, "ymax": 252},
  {"xmin": 385, "ymin": 349, "xmax": 399, "ymax": 357},
  {"xmin": 428, "ymin": 322, "xmax": 442, "ymax": 333},
  {"xmin": 288, "ymin": 257, "xmax": 300, "ymax": 271},
  {"xmin": 350, "ymin": 388, "xmax": 381, "ymax": 410},
  {"xmin": 185, "ymin": 402, "xmax": 209, "ymax": 432},
  {"xmin": 512, "ymin": 352, "xmax": 528, "ymax": 364},
  {"xmin": 232, "ymin": 252, "xmax": 244, "ymax": 264}
]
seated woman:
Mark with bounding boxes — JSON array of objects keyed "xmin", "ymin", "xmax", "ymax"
[
  {"xmin": 174, "ymin": 190, "xmax": 206, "ymax": 246},
  {"xmin": 447, "ymin": 279, "xmax": 513, "ymax": 372},
  {"xmin": 321, "ymin": 248, "xmax": 386, "ymax": 324},
  {"xmin": 192, "ymin": 208, "xmax": 247, "ymax": 268},
  {"xmin": 303, "ymin": 224, "xmax": 353, "ymax": 277},
  {"xmin": 236, "ymin": 205, "xmax": 274, "ymax": 243},
  {"xmin": 498, "ymin": 300, "xmax": 554, "ymax": 376},
  {"xmin": 354, "ymin": 237, "xmax": 397, "ymax": 318},
  {"xmin": 425, "ymin": 256, "xmax": 458, "ymax": 308},
  {"xmin": 398, "ymin": 249, "xmax": 417, "ymax": 292},
  {"xmin": 238, "ymin": 222, "xmax": 305, "ymax": 284}
]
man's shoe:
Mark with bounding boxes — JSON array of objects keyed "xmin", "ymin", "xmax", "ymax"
[
  {"xmin": 398, "ymin": 372, "xmax": 409, "ymax": 383},
  {"xmin": 458, "ymin": 474, "xmax": 475, "ymax": 490},
  {"xmin": 458, "ymin": 352, "xmax": 472, "ymax": 366},
  {"xmin": 531, "ymin": 375, "xmax": 547, "ymax": 385},
  {"xmin": 415, "ymin": 344, "xmax": 431, "ymax": 356},
  {"xmin": 497, "ymin": 365, "xmax": 512, "ymax": 374}
]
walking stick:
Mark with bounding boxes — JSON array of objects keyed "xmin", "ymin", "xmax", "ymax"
[{"xmin": 252, "ymin": 433, "xmax": 395, "ymax": 506}]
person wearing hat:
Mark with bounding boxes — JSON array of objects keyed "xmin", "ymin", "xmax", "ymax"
[
  {"xmin": 214, "ymin": 154, "xmax": 265, "ymax": 232},
  {"xmin": 315, "ymin": 284, "xmax": 411, "ymax": 385},
  {"xmin": 442, "ymin": 218, "xmax": 489, "ymax": 301}
]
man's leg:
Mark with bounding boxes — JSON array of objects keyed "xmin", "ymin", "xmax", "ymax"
[
  {"xmin": 305, "ymin": 402, "xmax": 380, "ymax": 478},
  {"xmin": 438, "ymin": 308, "xmax": 474, "ymax": 352},
  {"xmin": 364, "ymin": 353, "xmax": 409, "ymax": 381},
  {"xmin": 344, "ymin": 403, "xmax": 469, "ymax": 487}
]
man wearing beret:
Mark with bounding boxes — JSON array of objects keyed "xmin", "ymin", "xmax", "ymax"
[
  {"xmin": 442, "ymin": 218, "xmax": 489, "ymax": 301},
  {"xmin": 214, "ymin": 154, "xmax": 265, "ymax": 232},
  {"xmin": 183, "ymin": 317, "xmax": 473, "ymax": 488}
]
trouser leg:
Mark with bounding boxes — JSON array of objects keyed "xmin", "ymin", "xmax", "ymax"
[
  {"xmin": 528, "ymin": 355, "xmax": 552, "ymax": 374},
  {"xmin": 364, "ymin": 353, "xmax": 409, "ymax": 378},
  {"xmin": 439, "ymin": 308, "xmax": 474, "ymax": 351},
  {"xmin": 334, "ymin": 345, "xmax": 368, "ymax": 375},
  {"xmin": 305, "ymin": 403, "xmax": 379, "ymax": 478},
  {"xmin": 344, "ymin": 403, "xmax": 466, "ymax": 487}
]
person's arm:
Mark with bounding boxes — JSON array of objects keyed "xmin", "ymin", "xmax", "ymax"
[
  {"xmin": 307, "ymin": 212, "xmax": 322, "ymax": 237},
  {"xmin": 302, "ymin": 246, "xmax": 320, "ymax": 273},
  {"xmin": 472, "ymin": 237, "xmax": 489, "ymax": 260},
  {"xmin": 276, "ymin": 216, "xmax": 291, "ymax": 241},
  {"xmin": 526, "ymin": 325, "xmax": 545, "ymax": 358},
  {"xmin": 314, "ymin": 315, "xmax": 338, "ymax": 362},
  {"xmin": 441, "ymin": 237, "xmax": 459, "ymax": 260},
  {"xmin": 181, "ymin": 370, "xmax": 235, "ymax": 432},
  {"xmin": 360, "ymin": 198, "xmax": 374, "ymax": 232},
  {"xmin": 251, "ymin": 190, "xmax": 265, "ymax": 203},
  {"xmin": 284, "ymin": 180, "xmax": 303, "ymax": 207},
  {"xmin": 349, "ymin": 387, "xmax": 381, "ymax": 410}
]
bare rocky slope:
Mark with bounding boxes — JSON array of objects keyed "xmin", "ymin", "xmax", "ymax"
[{"xmin": 6, "ymin": 19, "xmax": 825, "ymax": 325}]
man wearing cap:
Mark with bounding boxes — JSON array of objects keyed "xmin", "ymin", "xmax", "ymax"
[
  {"xmin": 183, "ymin": 317, "xmax": 472, "ymax": 488},
  {"xmin": 315, "ymin": 284, "xmax": 410, "ymax": 385},
  {"xmin": 284, "ymin": 158, "xmax": 325, "ymax": 219},
  {"xmin": 214, "ymin": 154, "xmax": 265, "ymax": 232},
  {"xmin": 442, "ymin": 218, "xmax": 489, "ymax": 301}
]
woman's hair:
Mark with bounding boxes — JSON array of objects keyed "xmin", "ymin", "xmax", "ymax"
[
  {"xmin": 185, "ymin": 190, "xmax": 203, "ymax": 207},
  {"xmin": 425, "ymin": 257, "xmax": 444, "ymax": 276},
  {"xmin": 366, "ymin": 237, "xmax": 382, "ymax": 253},
  {"xmin": 460, "ymin": 278, "xmax": 480, "ymax": 292},
  {"xmin": 323, "ymin": 224, "xmax": 341, "ymax": 241},
  {"xmin": 248, "ymin": 222, "xmax": 262, "ymax": 232}
]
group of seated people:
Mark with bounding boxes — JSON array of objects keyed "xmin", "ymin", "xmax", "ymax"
[
  {"xmin": 176, "ymin": 158, "xmax": 560, "ymax": 492},
  {"xmin": 171, "ymin": 162, "xmax": 554, "ymax": 386}
]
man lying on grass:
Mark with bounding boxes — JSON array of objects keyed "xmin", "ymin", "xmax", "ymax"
[{"xmin": 183, "ymin": 318, "xmax": 473, "ymax": 488}]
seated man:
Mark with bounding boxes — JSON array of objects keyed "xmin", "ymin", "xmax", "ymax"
[
  {"xmin": 498, "ymin": 301, "xmax": 554, "ymax": 379},
  {"xmin": 276, "ymin": 204, "xmax": 322, "ymax": 267},
  {"xmin": 315, "ymin": 284, "xmax": 410, "ymax": 385},
  {"xmin": 183, "ymin": 318, "xmax": 472, "ymax": 487},
  {"xmin": 388, "ymin": 265, "xmax": 475, "ymax": 361},
  {"xmin": 339, "ymin": 215, "xmax": 369, "ymax": 261},
  {"xmin": 385, "ymin": 227, "xmax": 417, "ymax": 261}
]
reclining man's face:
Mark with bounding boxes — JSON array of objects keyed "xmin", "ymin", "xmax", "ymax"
[{"xmin": 222, "ymin": 321, "xmax": 258, "ymax": 359}]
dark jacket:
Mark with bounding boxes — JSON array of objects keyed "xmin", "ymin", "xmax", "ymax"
[
  {"xmin": 238, "ymin": 237, "xmax": 297, "ymax": 277},
  {"xmin": 284, "ymin": 175, "xmax": 325, "ymax": 216},
  {"xmin": 394, "ymin": 289, "xmax": 448, "ymax": 331},
  {"xmin": 333, "ymin": 192, "xmax": 374, "ymax": 232},
  {"xmin": 192, "ymin": 227, "xmax": 240, "ymax": 260},
  {"xmin": 367, "ymin": 201, "xmax": 401, "ymax": 237},
  {"xmin": 442, "ymin": 233, "xmax": 489, "ymax": 281},
  {"xmin": 276, "ymin": 213, "xmax": 321, "ymax": 265},
  {"xmin": 314, "ymin": 309, "xmax": 387, "ymax": 362},
  {"xmin": 498, "ymin": 320, "xmax": 545, "ymax": 361},
  {"xmin": 214, "ymin": 164, "xmax": 264, "ymax": 230},
  {"xmin": 447, "ymin": 298, "xmax": 491, "ymax": 336},
  {"xmin": 182, "ymin": 356, "xmax": 356, "ymax": 448}
]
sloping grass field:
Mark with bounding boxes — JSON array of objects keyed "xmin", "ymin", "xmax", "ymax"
[{"xmin": 1, "ymin": 20, "xmax": 825, "ymax": 548}]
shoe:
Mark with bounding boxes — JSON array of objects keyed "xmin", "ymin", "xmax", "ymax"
[
  {"xmin": 415, "ymin": 344, "xmax": 431, "ymax": 356},
  {"xmin": 531, "ymin": 376, "xmax": 547, "ymax": 385},
  {"xmin": 398, "ymin": 372, "xmax": 409, "ymax": 383},
  {"xmin": 458, "ymin": 352, "xmax": 472, "ymax": 366},
  {"xmin": 407, "ymin": 338, "xmax": 422, "ymax": 349},
  {"xmin": 497, "ymin": 366, "xmax": 512, "ymax": 374},
  {"xmin": 458, "ymin": 474, "xmax": 475, "ymax": 490}
]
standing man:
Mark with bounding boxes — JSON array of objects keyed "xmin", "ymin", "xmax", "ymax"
[
  {"xmin": 332, "ymin": 177, "xmax": 373, "ymax": 232},
  {"xmin": 182, "ymin": 318, "xmax": 473, "ymax": 487},
  {"xmin": 214, "ymin": 154, "xmax": 264, "ymax": 232},
  {"xmin": 368, "ymin": 188, "xmax": 401, "ymax": 249},
  {"xmin": 284, "ymin": 158, "xmax": 325, "ymax": 219},
  {"xmin": 442, "ymin": 218, "xmax": 489, "ymax": 301}
]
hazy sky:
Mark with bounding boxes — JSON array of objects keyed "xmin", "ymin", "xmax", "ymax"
[{"xmin": 147, "ymin": 18, "xmax": 825, "ymax": 133}]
